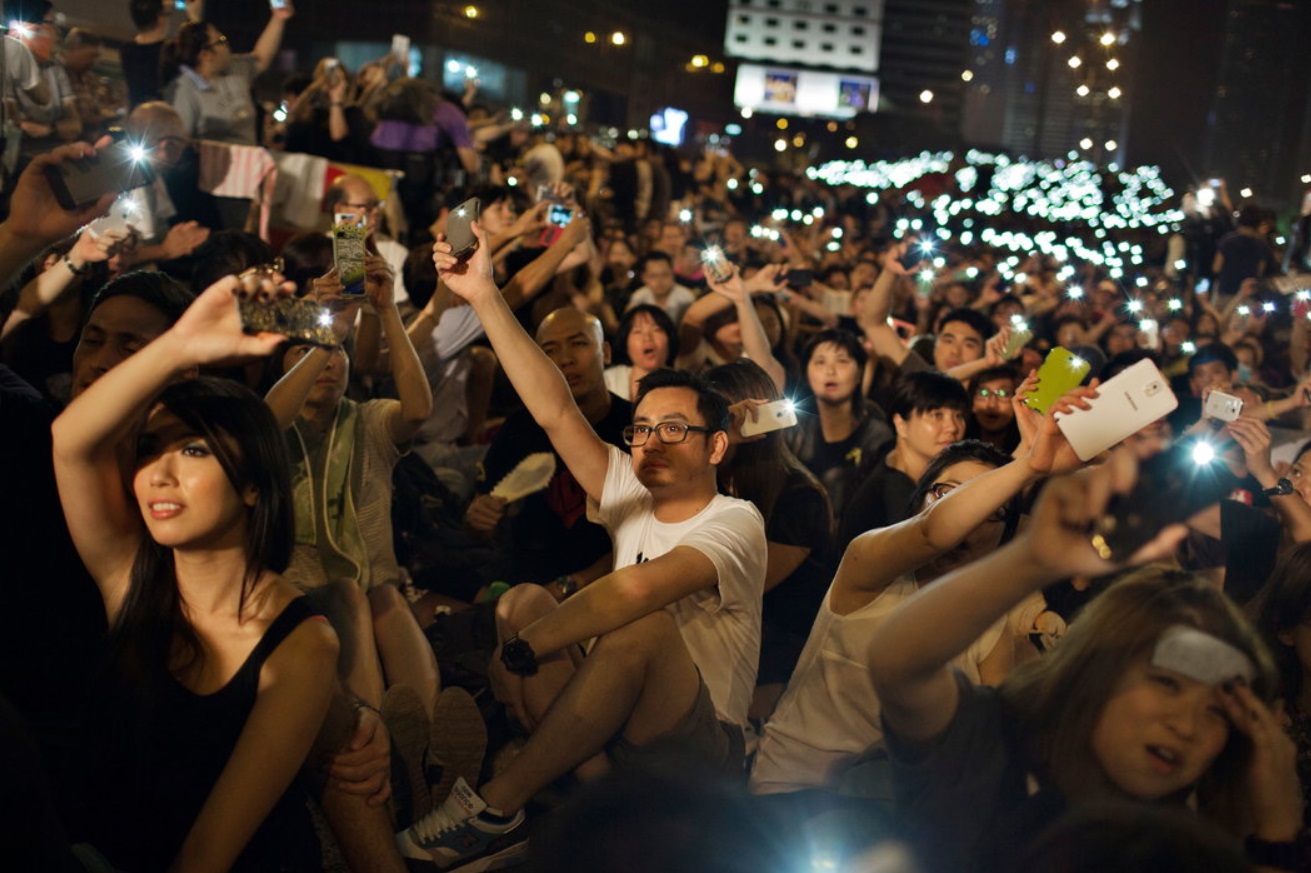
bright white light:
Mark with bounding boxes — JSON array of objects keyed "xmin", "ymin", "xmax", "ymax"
[
  {"xmin": 1108, "ymin": 86, "xmax": 1122, "ymax": 99},
  {"xmin": 318, "ymin": 310, "xmax": 334, "ymax": 327},
  {"xmin": 961, "ymin": 70, "xmax": 974, "ymax": 82},
  {"xmin": 1192, "ymin": 441, "xmax": 1216, "ymax": 466},
  {"xmin": 1067, "ymin": 285, "xmax": 1084, "ymax": 299},
  {"xmin": 509, "ymin": 107, "xmax": 523, "ymax": 121},
  {"xmin": 1079, "ymin": 137, "xmax": 1093, "ymax": 150},
  {"xmin": 1051, "ymin": 31, "xmax": 1066, "ymax": 44},
  {"xmin": 1076, "ymin": 85, "xmax": 1090, "ymax": 97},
  {"xmin": 1182, "ymin": 341, "xmax": 1196, "ymax": 354},
  {"xmin": 1068, "ymin": 56, "xmax": 1082, "ymax": 69},
  {"xmin": 447, "ymin": 60, "xmax": 463, "ymax": 74},
  {"xmin": 465, "ymin": 66, "xmax": 478, "ymax": 79},
  {"xmin": 1139, "ymin": 318, "xmax": 1157, "ymax": 332},
  {"xmin": 1105, "ymin": 140, "xmax": 1118, "ymax": 151},
  {"xmin": 1106, "ymin": 58, "xmax": 1120, "ymax": 71},
  {"xmin": 1240, "ymin": 187, "xmax": 1253, "ymax": 198},
  {"xmin": 1263, "ymin": 301, "xmax": 1276, "ymax": 313},
  {"xmin": 1237, "ymin": 305, "xmax": 1251, "ymax": 317},
  {"xmin": 919, "ymin": 89, "xmax": 934, "ymax": 104},
  {"xmin": 1127, "ymin": 299, "xmax": 1143, "ymax": 313},
  {"xmin": 1168, "ymin": 298, "xmax": 1183, "ymax": 311},
  {"xmin": 741, "ymin": 107, "xmax": 753, "ymax": 119},
  {"xmin": 678, "ymin": 209, "xmax": 692, "ymax": 222},
  {"xmin": 128, "ymin": 144, "xmax": 149, "ymax": 162},
  {"xmin": 1100, "ymin": 32, "xmax": 1117, "ymax": 46},
  {"xmin": 774, "ymin": 139, "xmax": 787, "ymax": 152},
  {"xmin": 1070, "ymin": 355, "xmax": 1086, "ymax": 369}
]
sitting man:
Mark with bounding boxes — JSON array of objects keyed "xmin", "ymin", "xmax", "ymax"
[
  {"xmin": 398, "ymin": 222, "xmax": 767, "ymax": 869},
  {"xmin": 461, "ymin": 305, "xmax": 631, "ymax": 600}
]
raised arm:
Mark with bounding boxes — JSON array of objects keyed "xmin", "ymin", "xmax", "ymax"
[
  {"xmin": 52, "ymin": 277, "xmax": 287, "ymax": 615},
  {"xmin": 868, "ymin": 449, "xmax": 1186, "ymax": 744},
  {"xmin": 500, "ymin": 214, "xmax": 593, "ymax": 311},
  {"xmin": 364, "ymin": 254, "xmax": 433, "ymax": 443},
  {"xmin": 706, "ymin": 268, "xmax": 786, "ymax": 392},
  {"xmin": 1, "ymin": 226, "xmax": 124, "ymax": 340},
  {"xmin": 434, "ymin": 222, "xmax": 610, "ymax": 501},
  {"xmin": 250, "ymin": 4, "xmax": 293, "ymax": 75},
  {"xmin": 264, "ymin": 271, "xmax": 359, "ymax": 431},
  {"xmin": 1227, "ymin": 416, "xmax": 1311, "ymax": 543}
]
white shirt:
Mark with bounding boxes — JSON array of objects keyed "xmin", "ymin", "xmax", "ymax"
[
  {"xmin": 750, "ymin": 576, "xmax": 1003, "ymax": 795},
  {"xmin": 590, "ymin": 444, "xmax": 767, "ymax": 728},
  {"xmin": 625, "ymin": 284, "xmax": 696, "ymax": 328}
]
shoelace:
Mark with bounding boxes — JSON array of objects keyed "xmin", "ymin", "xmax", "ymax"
[{"xmin": 410, "ymin": 803, "xmax": 470, "ymax": 844}]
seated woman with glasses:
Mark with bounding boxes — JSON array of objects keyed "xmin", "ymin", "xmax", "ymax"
[
  {"xmin": 966, "ymin": 365, "xmax": 1021, "ymax": 453},
  {"xmin": 750, "ymin": 397, "xmax": 1092, "ymax": 810}
]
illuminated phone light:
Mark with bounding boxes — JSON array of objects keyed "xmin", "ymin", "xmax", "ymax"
[
  {"xmin": 318, "ymin": 310, "xmax": 334, "ymax": 327},
  {"xmin": 1297, "ymin": 290, "xmax": 1311, "ymax": 302},
  {"xmin": 726, "ymin": 178, "xmax": 739, "ymax": 190},
  {"xmin": 1263, "ymin": 302, "xmax": 1276, "ymax": 313},
  {"xmin": 1168, "ymin": 298, "xmax": 1183, "ymax": 311},
  {"xmin": 1067, "ymin": 286, "xmax": 1084, "ymax": 299},
  {"xmin": 1237, "ymin": 305, "xmax": 1251, "ymax": 317},
  {"xmin": 1192, "ymin": 441, "xmax": 1216, "ymax": 466},
  {"xmin": 1139, "ymin": 319, "xmax": 1157, "ymax": 332},
  {"xmin": 678, "ymin": 209, "xmax": 693, "ymax": 223},
  {"xmin": 1126, "ymin": 299, "xmax": 1143, "ymax": 313},
  {"xmin": 1070, "ymin": 356, "xmax": 1086, "ymax": 369},
  {"xmin": 1182, "ymin": 341, "xmax": 1196, "ymax": 354},
  {"xmin": 1010, "ymin": 313, "xmax": 1026, "ymax": 326},
  {"xmin": 1173, "ymin": 259, "xmax": 1187, "ymax": 270}
]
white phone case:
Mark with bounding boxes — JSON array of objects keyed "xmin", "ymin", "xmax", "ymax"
[
  {"xmin": 1055, "ymin": 358, "xmax": 1178, "ymax": 461},
  {"xmin": 740, "ymin": 400, "xmax": 798, "ymax": 437}
]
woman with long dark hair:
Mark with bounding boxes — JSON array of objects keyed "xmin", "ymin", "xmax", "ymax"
[{"xmin": 52, "ymin": 277, "xmax": 339, "ymax": 872}]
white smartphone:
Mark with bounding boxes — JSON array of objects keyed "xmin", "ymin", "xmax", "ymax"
[
  {"xmin": 1203, "ymin": 390, "xmax": 1244, "ymax": 423},
  {"xmin": 740, "ymin": 399, "xmax": 798, "ymax": 437},
  {"xmin": 1055, "ymin": 359, "xmax": 1178, "ymax": 461},
  {"xmin": 390, "ymin": 34, "xmax": 410, "ymax": 63}
]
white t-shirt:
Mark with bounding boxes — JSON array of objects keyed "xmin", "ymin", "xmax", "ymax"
[
  {"xmin": 750, "ymin": 575, "xmax": 1004, "ymax": 795},
  {"xmin": 625, "ymin": 284, "xmax": 696, "ymax": 328},
  {"xmin": 415, "ymin": 304, "xmax": 484, "ymax": 448},
  {"xmin": 589, "ymin": 444, "xmax": 766, "ymax": 728}
]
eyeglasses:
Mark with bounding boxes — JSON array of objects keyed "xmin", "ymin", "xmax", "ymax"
[
  {"xmin": 622, "ymin": 422, "xmax": 714, "ymax": 447},
  {"xmin": 927, "ymin": 481, "xmax": 1006, "ymax": 523},
  {"xmin": 204, "ymin": 34, "xmax": 228, "ymax": 49},
  {"xmin": 975, "ymin": 388, "xmax": 1014, "ymax": 401},
  {"xmin": 340, "ymin": 200, "xmax": 383, "ymax": 212}
]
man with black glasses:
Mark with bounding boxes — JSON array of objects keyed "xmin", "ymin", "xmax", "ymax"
[{"xmin": 395, "ymin": 223, "xmax": 766, "ymax": 871}]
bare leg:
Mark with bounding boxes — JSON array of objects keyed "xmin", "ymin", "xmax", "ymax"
[
  {"xmin": 463, "ymin": 345, "xmax": 497, "ymax": 444},
  {"xmin": 479, "ymin": 609, "xmax": 701, "ymax": 815},
  {"xmin": 306, "ymin": 581, "xmax": 385, "ymax": 707},
  {"xmin": 369, "ymin": 583, "xmax": 441, "ymax": 718},
  {"xmin": 493, "ymin": 584, "xmax": 581, "ymax": 729}
]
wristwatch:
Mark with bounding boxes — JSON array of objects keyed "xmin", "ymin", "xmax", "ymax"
[
  {"xmin": 1263, "ymin": 478, "xmax": 1295, "ymax": 497},
  {"xmin": 551, "ymin": 574, "xmax": 578, "ymax": 600},
  {"xmin": 500, "ymin": 634, "xmax": 540, "ymax": 676}
]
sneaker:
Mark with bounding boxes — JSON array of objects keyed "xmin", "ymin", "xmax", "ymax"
[
  {"xmin": 427, "ymin": 686, "xmax": 487, "ymax": 807},
  {"xmin": 396, "ymin": 776, "xmax": 527, "ymax": 871}
]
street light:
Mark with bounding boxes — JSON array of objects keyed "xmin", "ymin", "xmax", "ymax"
[
  {"xmin": 610, "ymin": 31, "xmax": 626, "ymax": 45},
  {"xmin": 1100, "ymin": 32, "xmax": 1116, "ymax": 46},
  {"xmin": 919, "ymin": 89, "xmax": 934, "ymax": 103},
  {"xmin": 1105, "ymin": 139, "xmax": 1118, "ymax": 151},
  {"xmin": 1108, "ymin": 86, "xmax": 1122, "ymax": 99},
  {"xmin": 961, "ymin": 70, "xmax": 973, "ymax": 82},
  {"xmin": 1076, "ymin": 84, "xmax": 1090, "ymax": 97},
  {"xmin": 463, "ymin": 4, "xmax": 478, "ymax": 17},
  {"xmin": 1051, "ymin": 31, "xmax": 1066, "ymax": 44},
  {"xmin": 1068, "ymin": 56, "xmax": 1082, "ymax": 69},
  {"xmin": 1079, "ymin": 137, "xmax": 1093, "ymax": 149},
  {"xmin": 584, "ymin": 31, "xmax": 596, "ymax": 43},
  {"xmin": 845, "ymin": 136, "xmax": 858, "ymax": 149},
  {"xmin": 691, "ymin": 54, "xmax": 708, "ymax": 68}
]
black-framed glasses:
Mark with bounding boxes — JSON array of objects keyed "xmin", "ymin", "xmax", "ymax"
[
  {"xmin": 927, "ymin": 481, "xmax": 1006, "ymax": 523},
  {"xmin": 622, "ymin": 422, "xmax": 714, "ymax": 447},
  {"xmin": 975, "ymin": 388, "xmax": 1013, "ymax": 401}
]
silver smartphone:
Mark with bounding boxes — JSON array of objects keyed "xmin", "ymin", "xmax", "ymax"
[{"xmin": 740, "ymin": 399, "xmax": 799, "ymax": 437}]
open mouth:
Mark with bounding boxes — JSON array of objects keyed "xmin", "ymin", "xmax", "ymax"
[{"xmin": 1146, "ymin": 745, "xmax": 1180, "ymax": 773}]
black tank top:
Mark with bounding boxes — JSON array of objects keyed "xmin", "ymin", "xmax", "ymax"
[{"xmin": 80, "ymin": 597, "xmax": 324, "ymax": 872}]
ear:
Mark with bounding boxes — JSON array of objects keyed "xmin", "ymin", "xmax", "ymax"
[
  {"xmin": 1277, "ymin": 629, "xmax": 1296, "ymax": 647},
  {"xmin": 242, "ymin": 484, "xmax": 258, "ymax": 508},
  {"xmin": 602, "ymin": 340, "xmax": 612, "ymax": 367},
  {"xmin": 893, "ymin": 413, "xmax": 908, "ymax": 439},
  {"xmin": 708, "ymin": 429, "xmax": 729, "ymax": 466}
]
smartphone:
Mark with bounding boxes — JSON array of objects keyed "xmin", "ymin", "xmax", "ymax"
[
  {"xmin": 445, "ymin": 196, "xmax": 480, "ymax": 260},
  {"xmin": 332, "ymin": 213, "xmax": 367, "ymax": 295},
  {"xmin": 1203, "ymin": 390, "xmax": 1244, "ymax": 423},
  {"xmin": 270, "ymin": 0, "xmax": 288, "ymax": 8},
  {"xmin": 1090, "ymin": 436, "xmax": 1238, "ymax": 561},
  {"xmin": 1138, "ymin": 318, "xmax": 1160, "ymax": 350},
  {"xmin": 740, "ymin": 399, "xmax": 798, "ymax": 437},
  {"xmin": 786, "ymin": 269, "xmax": 814, "ymax": 289},
  {"xmin": 701, "ymin": 245, "xmax": 734, "ymax": 284},
  {"xmin": 239, "ymin": 297, "xmax": 337, "ymax": 347},
  {"xmin": 1024, "ymin": 347, "xmax": 1092, "ymax": 415},
  {"xmin": 45, "ymin": 139, "xmax": 155, "ymax": 210},
  {"xmin": 538, "ymin": 203, "xmax": 573, "ymax": 247},
  {"xmin": 174, "ymin": 0, "xmax": 186, "ymax": 9},
  {"xmin": 1056, "ymin": 358, "xmax": 1179, "ymax": 462},
  {"xmin": 86, "ymin": 194, "xmax": 140, "ymax": 238},
  {"xmin": 1003, "ymin": 327, "xmax": 1034, "ymax": 359},
  {"xmin": 390, "ymin": 34, "xmax": 410, "ymax": 63}
]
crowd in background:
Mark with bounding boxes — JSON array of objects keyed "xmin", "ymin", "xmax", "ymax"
[{"xmin": 3, "ymin": 1, "xmax": 1311, "ymax": 872}]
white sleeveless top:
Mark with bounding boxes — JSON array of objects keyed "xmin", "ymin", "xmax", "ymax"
[{"xmin": 750, "ymin": 575, "xmax": 1003, "ymax": 795}]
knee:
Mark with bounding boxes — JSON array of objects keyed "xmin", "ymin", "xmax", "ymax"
[
  {"xmin": 590, "ymin": 609, "xmax": 679, "ymax": 663},
  {"xmin": 366, "ymin": 582, "xmax": 406, "ymax": 620},
  {"xmin": 495, "ymin": 583, "xmax": 558, "ymax": 637}
]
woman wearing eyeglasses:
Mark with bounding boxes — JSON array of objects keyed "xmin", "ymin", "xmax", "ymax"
[
  {"xmin": 750, "ymin": 395, "xmax": 1090, "ymax": 812},
  {"xmin": 967, "ymin": 365, "xmax": 1022, "ymax": 453}
]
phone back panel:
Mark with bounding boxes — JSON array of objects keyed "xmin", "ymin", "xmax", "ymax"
[
  {"xmin": 1055, "ymin": 358, "xmax": 1178, "ymax": 461},
  {"xmin": 1024, "ymin": 347, "xmax": 1092, "ymax": 414}
]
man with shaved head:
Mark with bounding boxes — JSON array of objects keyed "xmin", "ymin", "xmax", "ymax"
[{"xmin": 461, "ymin": 306, "xmax": 632, "ymax": 602}]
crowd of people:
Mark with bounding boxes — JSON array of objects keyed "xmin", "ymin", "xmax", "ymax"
[{"xmin": 2, "ymin": 2, "xmax": 1311, "ymax": 873}]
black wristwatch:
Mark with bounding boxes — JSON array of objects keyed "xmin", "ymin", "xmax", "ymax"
[
  {"xmin": 1263, "ymin": 478, "xmax": 1295, "ymax": 497},
  {"xmin": 1244, "ymin": 835, "xmax": 1299, "ymax": 871},
  {"xmin": 500, "ymin": 634, "xmax": 540, "ymax": 676}
]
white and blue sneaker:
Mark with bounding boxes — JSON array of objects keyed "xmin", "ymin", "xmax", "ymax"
[{"xmin": 396, "ymin": 776, "xmax": 527, "ymax": 871}]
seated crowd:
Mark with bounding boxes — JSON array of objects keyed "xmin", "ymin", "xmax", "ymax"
[{"xmin": 2, "ymin": 6, "xmax": 1311, "ymax": 873}]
